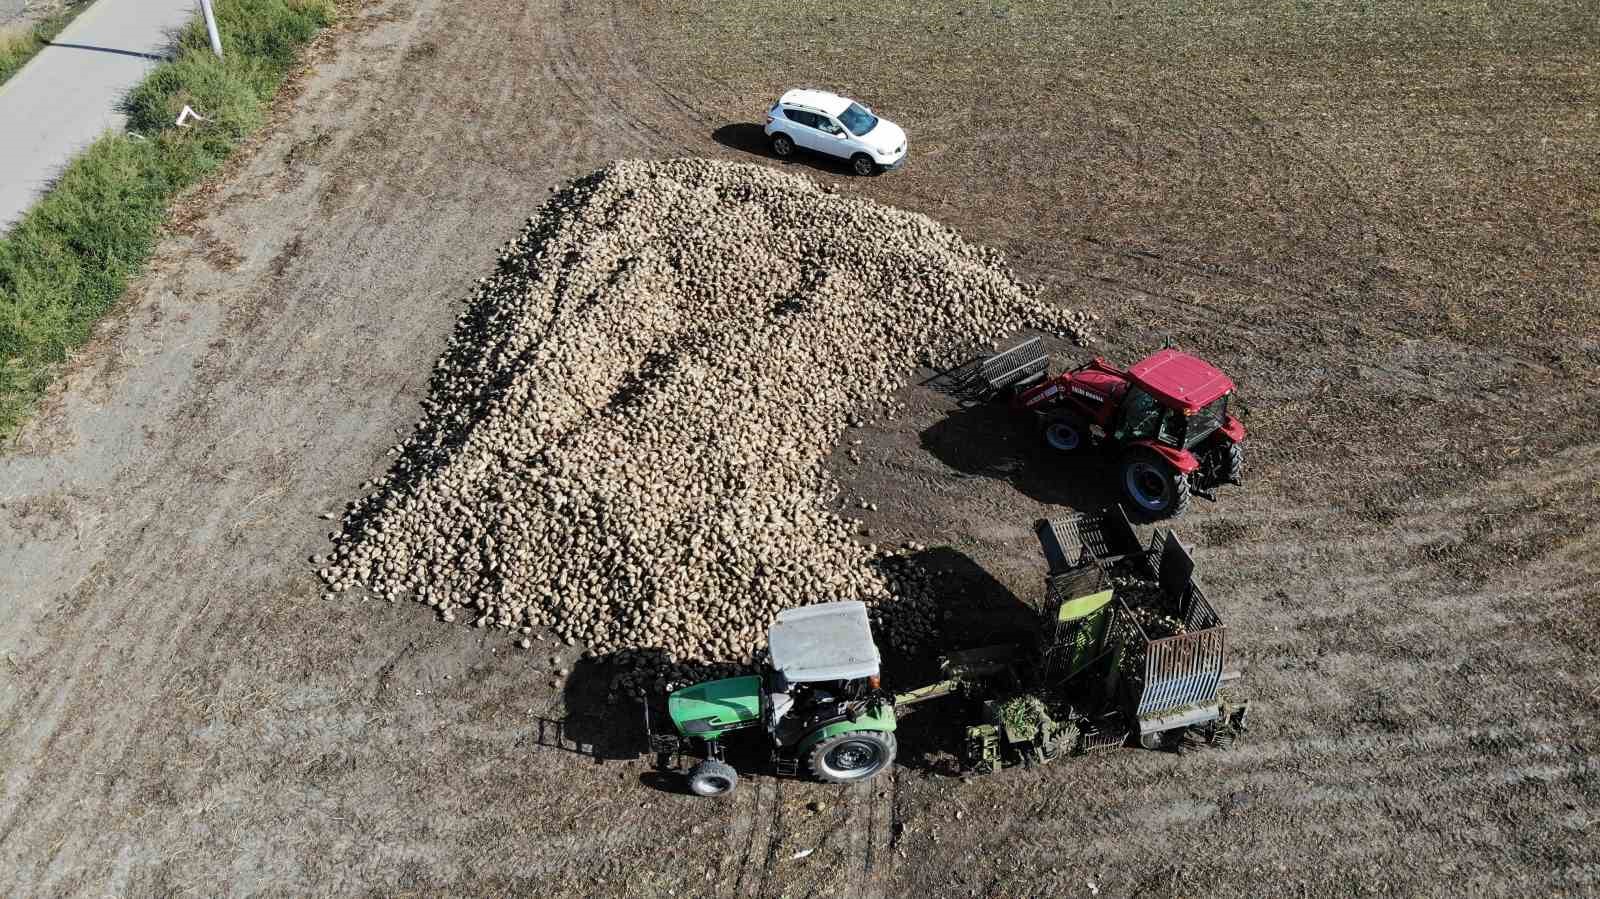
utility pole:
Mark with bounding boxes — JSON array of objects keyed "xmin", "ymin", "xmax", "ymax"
[{"xmin": 198, "ymin": 0, "xmax": 223, "ymax": 60}]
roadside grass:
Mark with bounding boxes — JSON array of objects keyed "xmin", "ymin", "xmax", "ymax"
[
  {"xmin": 0, "ymin": 0, "xmax": 334, "ymax": 437},
  {"xmin": 0, "ymin": 1, "xmax": 93, "ymax": 86}
]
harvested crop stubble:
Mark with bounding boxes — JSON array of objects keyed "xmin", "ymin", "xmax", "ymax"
[{"xmin": 319, "ymin": 158, "xmax": 1089, "ymax": 688}]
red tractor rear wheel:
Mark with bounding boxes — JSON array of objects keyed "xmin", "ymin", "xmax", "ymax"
[{"xmin": 1120, "ymin": 449, "xmax": 1191, "ymax": 519}]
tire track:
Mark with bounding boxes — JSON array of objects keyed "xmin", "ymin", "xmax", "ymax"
[
  {"xmin": 0, "ymin": 0, "xmax": 687, "ymax": 891},
  {"xmin": 716, "ymin": 772, "xmax": 766, "ymax": 899},
  {"xmin": 738, "ymin": 776, "xmax": 782, "ymax": 899}
]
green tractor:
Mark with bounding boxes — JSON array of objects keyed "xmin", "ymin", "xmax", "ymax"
[
  {"xmin": 643, "ymin": 601, "xmax": 899, "ymax": 798},
  {"xmin": 642, "ymin": 511, "xmax": 1254, "ymax": 796}
]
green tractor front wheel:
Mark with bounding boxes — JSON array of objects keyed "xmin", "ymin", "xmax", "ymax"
[
  {"xmin": 807, "ymin": 730, "xmax": 897, "ymax": 784},
  {"xmin": 687, "ymin": 759, "xmax": 739, "ymax": 798}
]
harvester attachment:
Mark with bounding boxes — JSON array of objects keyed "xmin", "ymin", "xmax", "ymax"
[
  {"xmin": 958, "ymin": 337, "xmax": 1050, "ymax": 400},
  {"xmin": 1035, "ymin": 509, "xmax": 1144, "ymax": 575}
]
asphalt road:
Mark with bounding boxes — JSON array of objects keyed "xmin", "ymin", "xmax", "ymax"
[{"xmin": 0, "ymin": 0, "xmax": 194, "ymax": 230}]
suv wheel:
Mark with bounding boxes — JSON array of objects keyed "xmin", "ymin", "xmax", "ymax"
[
  {"xmin": 770, "ymin": 133, "xmax": 795, "ymax": 158},
  {"xmin": 851, "ymin": 153, "xmax": 876, "ymax": 176}
]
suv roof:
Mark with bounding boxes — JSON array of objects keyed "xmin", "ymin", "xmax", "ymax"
[
  {"xmin": 778, "ymin": 88, "xmax": 852, "ymax": 117},
  {"xmin": 1128, "ymin": 348, "xmax": 1234, "ymax": 413}
]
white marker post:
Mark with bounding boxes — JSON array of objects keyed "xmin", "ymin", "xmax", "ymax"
[{"xmin": 198, "ymin": 0, "xmax": 223, "ymax": 60}]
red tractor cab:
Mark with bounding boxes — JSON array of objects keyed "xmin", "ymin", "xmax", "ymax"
[{"xmin": 972, "ymin": 340, "xmax": 1246, "ymax": 518}]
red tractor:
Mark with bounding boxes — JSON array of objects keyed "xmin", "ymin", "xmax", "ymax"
[{"xmin": 970, "ymin": 338, "xmax": 1246, "ymax": 518}]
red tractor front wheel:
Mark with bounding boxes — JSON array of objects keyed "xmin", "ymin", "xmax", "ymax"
[
  {"xmin": 1120, "ymin": 450, "xmax": 1191, "ymax": 519},
  {"xmin": 1041, "ymin": 412, "xmax": 1088, "ymax": 453}
]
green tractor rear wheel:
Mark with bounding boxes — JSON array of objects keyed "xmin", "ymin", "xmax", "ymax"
[
  {"xmin": 807, "ymin": 730, "xmax": 896, "ymax": 784},
  {"xmin": 687, "ymin": 759, "xmax": 739, "ymax": 798}
]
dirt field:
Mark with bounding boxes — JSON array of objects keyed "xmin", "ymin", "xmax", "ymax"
[{"xmin": 1, "ymin": 0, "xmax": 1597, "ymax": 896}]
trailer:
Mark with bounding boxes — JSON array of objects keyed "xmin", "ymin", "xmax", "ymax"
[{"xmin": 949, "ymin": 508, "xmax": 1250, "ymax": 772}]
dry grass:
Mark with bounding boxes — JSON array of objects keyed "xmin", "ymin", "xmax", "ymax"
[
  {"xmin": 637, "ymin": 0, "xmax": 1600, "ymax": 349},
  {"xmin": 0, "ymin": 1, "xmax": 91, "ymax": 85}
]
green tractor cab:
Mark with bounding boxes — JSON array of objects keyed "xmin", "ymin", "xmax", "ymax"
[{"xmin": 645, "ymin": 601, "xmax": 898, "ymax": 798}]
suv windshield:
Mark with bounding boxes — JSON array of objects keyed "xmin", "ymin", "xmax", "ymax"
[{"xmin": 838, "ymin": 103, "xmax": 878, "ymax": 136}]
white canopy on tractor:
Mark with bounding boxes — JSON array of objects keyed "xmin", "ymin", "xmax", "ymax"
[{"xmin": 768, "ymin": 601, "xmax": 881, "ymax": 683}]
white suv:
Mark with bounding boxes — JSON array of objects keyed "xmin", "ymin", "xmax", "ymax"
[{"xmin": 764, "ymin": 89, "xmax": 907, "ymax": 176}]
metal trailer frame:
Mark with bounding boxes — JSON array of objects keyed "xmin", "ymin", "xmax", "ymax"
[
  {"xmin": 959, "ymin": 336, "xmax": 1050, "ymax": 399},
  {"xmin": 1114, "ymin": 586, "xmax": 1228, "ymax": 737},
  {"xmin": 1037, "ymin": 507, "xmax": 1145, "ymax": 575},
  {"xmin": 1038, "ymin": 509, "xmax": 1235, "ymax": 741}
]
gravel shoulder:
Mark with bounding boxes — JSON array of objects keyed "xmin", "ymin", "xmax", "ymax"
[{"xmin": 0, "ymin": 0, "xmax": 1597, "ymax": 896}]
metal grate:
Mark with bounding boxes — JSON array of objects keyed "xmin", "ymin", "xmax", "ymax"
[
  {"xmin": 961, "ymin": 337, "xmax": 1049, "ymax": 398},
  {"xmin": 1045, "ymin": 565, "xmax": 1105, "ymax": 607},
  {"xmin": 1037, "ymin": 509, "xmax": 1143, "ymax": 575},
  {"xmin": 1137, "ymin": 626, "xmax": 1226, "ymax": 718},
  {"xmin": 1078, "ymin": 726, "xmax": 1128, "ymax": 753},
  {"xmin": 1182, "ymin": 583, "xmax": 1222, "ymax": 631}
]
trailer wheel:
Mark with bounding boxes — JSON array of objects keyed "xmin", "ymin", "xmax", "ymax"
[
  {"xmin": 808, "ymin": 730, "xmax": 896, "ymax": 784},
  {"xmin": 1041, "ymin": 413, "xmax": 1088, "ymax": 453},
  {"xmin": 686, "ymin": 759, "xmax": 739, "ymax": 797},
  {"xmin": 1121, "ymin": 450, "xmax": 1191, "ymax": 519}
]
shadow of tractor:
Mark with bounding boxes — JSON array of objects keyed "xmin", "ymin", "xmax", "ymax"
[
  {"xmin": 918, "ymin": 394, "xmax": 1124, "ymax": 513},
  {"xmin": 540, "ymin": 547, "xmax": 1044, "ymax": 785},
  {"xmin": 874, "ymin": 546, "xmax": 1040, "ymax": 776},
  {"xmin": 551, "ymin": 650, "xmax": 762, "ymax": 793}
]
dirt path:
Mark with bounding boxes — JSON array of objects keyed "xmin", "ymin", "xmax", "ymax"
[
  {"xmin": 0, "ymin": 1, "xmax": 717, "ymax": 893},
  {"xmin": 2, "ymin": 0, "xmax": 1597, "ymax": 896}
]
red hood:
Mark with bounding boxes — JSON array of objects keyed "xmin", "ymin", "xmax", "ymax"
[{"xmin": 1128, "ymin": 349, "xmax": 1234, "ymax": 413}]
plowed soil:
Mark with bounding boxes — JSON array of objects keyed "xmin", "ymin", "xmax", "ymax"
[{"xmin": 1, "ymin": 1, "xmax": 1596, "ymax": 897}]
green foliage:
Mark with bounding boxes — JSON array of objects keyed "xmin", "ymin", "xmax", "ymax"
[
  {"xmin": 0, "ymin": 0, "xmax": 334, "ymax": 436},
  {"xmin": 997, "ymin": 694, "xmax": 1047, "ymax": 741}
]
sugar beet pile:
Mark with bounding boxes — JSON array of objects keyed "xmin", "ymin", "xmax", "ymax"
[{"xmin": 318, "ymin": 158, "xmax": 1088, "ymax": 692}]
